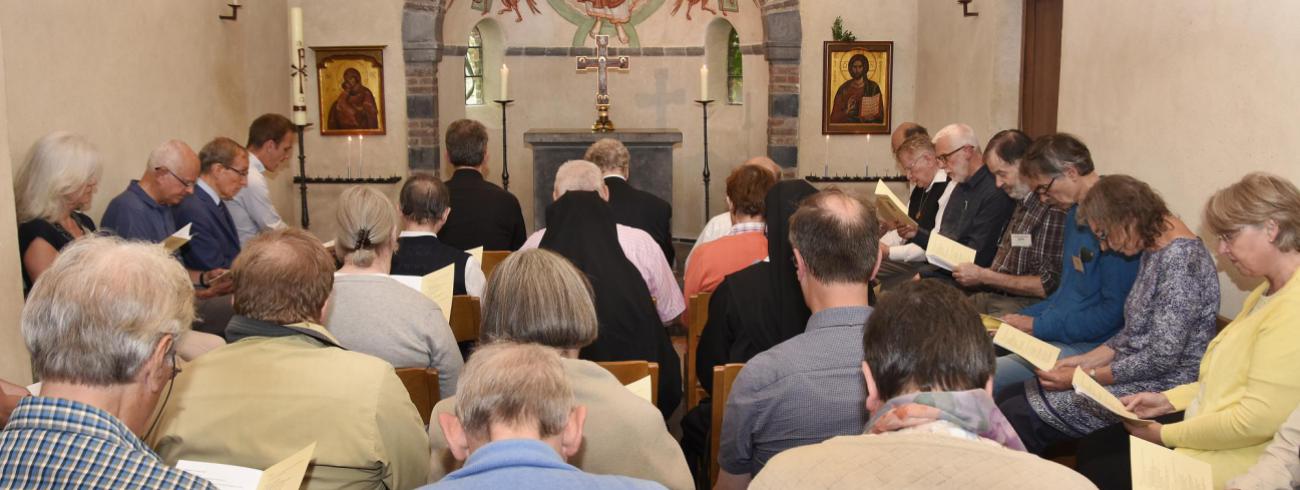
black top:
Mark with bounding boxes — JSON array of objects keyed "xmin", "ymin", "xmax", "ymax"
[
  {"xmin": 539, "ymin": 191, "xmax": 682, "ymax": 418},
  {"xmin": 604, "ymin": 177, "xmax": 674, "ymax": 266},
  {"xmin": 695, "ymin": 180, "xmax": 818, "ymax": 391},
  {"xmin": 439, "ymin": 168, "xmax": 527, "ymax": 252},
  {"xmin": 390, "ymin": 235, "xmax": 471, "ymax": 296},
  {"xmin": 908, "ymin": 179, "xmax": 951, "ymax": 235},
  {"xmin": 18, "ymin": 212, "xmax": 96, "ymax": 294},
  {"xmin": 914, "ymin": 165, "xmax": 1017, "ymax": 268}
]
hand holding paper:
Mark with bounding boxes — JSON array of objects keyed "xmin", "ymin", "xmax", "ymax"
[
  {"xmin": 1072, "ymin": 368, "xmax": 1150, "ymax": 424},
  {"xmin": 992, "ymin": 324, "xmax": 1060, "ymax": 371},
  {"xmin": 164, "ymin": 223, "xmax": 194, "ymax": 252},
  {"xmin": 874, "ymin": 180, "xmax": 917, "ymax": 229},
  {"xmin": 925, "ymin": 233, "xmax": 977, "ymax": 271}
]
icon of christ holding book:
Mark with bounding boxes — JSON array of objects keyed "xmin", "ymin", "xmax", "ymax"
[{"xmin": 829, "ymin": 53, "xmax": 884, "ymax": 124}]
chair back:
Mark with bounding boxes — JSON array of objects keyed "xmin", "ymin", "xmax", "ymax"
[
  {"xmin": 1216, "ymin": 314, "xmax": 1232, "ymax": 333},
  {"xmin": 481, "ymin": 251, "xmax": 511, "ymax": 279},
  {"xmin": 685, "ymin": 292, "xmax": 712, "ymax": 410},
  {"xmin": 596, "ymin": 360, "xmax": 660, "ymax": 406},
  {"xmin": 395, "ymin": 367, "xmax": 440, "ymax": 425},
  {"xmin": 450, "ymin": 295, "xmax": 481, "ymax": 343},
  {"xmin": 710, "ymin": 363, "xmax": 744, "ymax": 486}
]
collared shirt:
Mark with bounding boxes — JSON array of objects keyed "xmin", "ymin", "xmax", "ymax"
[
  {"xmin": 522, "ymin": 225, "xmax": 685, "ymax": 322},
  {"xmin": 0, "ymin": 396, "xmax": 216, "ymax": 489},
  {"xmin": 719, "ymin": 306, "xmax": 872, "ymax": 476},
  {"xmin": 101, "ymin": 180, "xmax": 177, "ymax": 243},
  {"xmin": 988, "ymin": 193, "xmax": 1067, "ymax": 294},
  {"xmin": 684, "ymin": 212, "xmax": 733, "ymax": 271},
  {"xmin": 396, "ymin": 231, "xmax": 487, "ymax": 296},
  {"xmin": 887, "ymin": 170, "xmax": 956, "ymax": 262},
  {"xmin": 424, "ymin": 439, "xmax": 666, "ymax": 489},
  {"xmin": 727, "ymin": 221, "xmax": 766, "ymax": 236},
  {"xmin": 227, "ymin": 153, "xmax": 286, "ymax": 245},
  {"xmin": 916, "ymin": 165, "xmax": 1017, "ymax": 268},
  {"xmin": 196, "ymin": 178, "xmax": 221, "ymax": 206}
]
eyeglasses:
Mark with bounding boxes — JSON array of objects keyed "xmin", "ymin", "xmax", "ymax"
[
  {"xmin": 1034, "ymin": 176, "xmax": 1058, "ymax": 195},
  {"xmin": 157, "ymin": 166, "xmax": 195, "ymax": 188},
  {"xmin": 900, "ymin": 152, "xmax": 929, "ymax": 172},
  {"xmin": 1217, "ymin": 228, "xmax": 1243, "ymax": 245},
  {"xmin": 937, "ymin": 145, "xmax": 971, "ymax": 165},
  {"xmin": 219, "ymin": 163, "xmax": 249, "ymax": 178},
  {"xmin": 1095, "ymin": 228, "xmax": 1109, "ymax": 243}
]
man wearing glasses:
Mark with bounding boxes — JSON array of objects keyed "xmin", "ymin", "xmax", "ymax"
[
  {"xmin": 173, "ymin": 137, "xmax": 249, "ymax": 283},
  {"xmin": 876, "ymin": 125, "xmax": 956, "ymax": 286},
  {"xmin": 102, "ymin": 139, "xmax": 200, "ymax": 243}
]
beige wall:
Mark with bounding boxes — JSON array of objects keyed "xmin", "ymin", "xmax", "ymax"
[
  {"xmin": 1058, "ymin": 0, "xmax": 1300, "ymax": 317},
  {"xmin": 797, "ymin": 1, "xmax": 918, "ymax": 179},
  {"xmin": 914, "ymin": 0, "xmax": 1022, "ymax": 146},
  {"xmin": 2, "ymin": 0, "xmax": 288, "ymax": 225},
  {"xmin": 0, "ymin": 19, "xmax": 30, "ymax": 383}
]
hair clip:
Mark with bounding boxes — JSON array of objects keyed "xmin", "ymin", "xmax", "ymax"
[{"xmin": 355, "ymin": 228, "xmax": 374, "ymax": 249}]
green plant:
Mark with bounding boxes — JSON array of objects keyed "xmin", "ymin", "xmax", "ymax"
[{"xmin": 832, "ymin": 16, "xmax": 856, "ymax": 42}]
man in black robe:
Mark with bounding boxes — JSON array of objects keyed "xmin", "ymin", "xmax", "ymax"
[
  {"xmin": 438, "ymin": 119, "xmax": 527, "ymax": 251},
  {"xmin": 585, "ymin": 138, "xmax": 675, "ymax": 266}
]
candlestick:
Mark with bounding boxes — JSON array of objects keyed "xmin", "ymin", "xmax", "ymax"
[
  {"xmin": 358, "ymin": 135, "xmax": 364, "ymax": 177},
  {"xmin": 699, "ymin": 65, "xmax": 709, "ymax": 101},
  {"xmin": 289, "ymin": 7, "xmax": 307, "ymax": 126},
  {"xmin": 500, "ymin": 65, "xmax": 510, "ymax": 101}
]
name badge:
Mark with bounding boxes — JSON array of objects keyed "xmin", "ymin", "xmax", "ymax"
[
  {"xmin": 1011, "ymin": 233, "xmax": 1033, "ymax": 248},
  {"xmin": 1072, "ymin": 255, "xmax": 1085, "ymax": 272}
]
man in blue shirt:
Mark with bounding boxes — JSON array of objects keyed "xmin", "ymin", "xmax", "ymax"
[
  {"xmin": 994, "ymin": 133, "xmax": 1140, "ymax": 392},
  {"xmin": 101, "ymin": 140, "xmax": 231, "ymax": 297},
  {"xmin": 173, "ymin": 137, "xmax": 248, "ymax": 272},
  {"xmin": 429, "ymin": 342, "xmax": 664, "ymax": 489},
  {"xmin": 0, "ymin": 236, "xmax": 215, "ymax": 490}
]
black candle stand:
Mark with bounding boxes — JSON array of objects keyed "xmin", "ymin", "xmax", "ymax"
[
  {"xmin": 696, "ymin": 99, "xmax": 714, "ymax": 223},
  {"xmin": 494, "ymin": 99, "xmax": 514, "ymax": 191}
]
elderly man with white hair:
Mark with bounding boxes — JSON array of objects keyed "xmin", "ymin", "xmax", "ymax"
[
  {"xmin": 522, "ymin": 160, "xmax": 684, "ymax": 324},
  {"xmin": 909, "ymin": 123, "xmax": 1016, "ymax": 271},
  {"xmin": 587, "ymin": 138, "xmax": 675, "ymax": 266},
  {"xmin": 0, "ymin": 236, "xmax": 216, "ymax": 489}
]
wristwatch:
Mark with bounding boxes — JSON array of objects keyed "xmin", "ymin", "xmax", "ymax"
[{"xmin": 1089, "ymin": 367, "xmax": 1097, "ymax": 378}]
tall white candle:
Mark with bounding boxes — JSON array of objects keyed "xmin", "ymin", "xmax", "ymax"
[
  {"xmin": 700, "ymin": 65, "xmax": 709, "ymax": 101},
  {"xmin": 824, "ymin": 135, "xmax": 830, "ymax": 177},
  {"xmin": 289, "ymin": 7, "xmax": 307, "ymax": 126},
  {"xmin": 346, "ymin": 136, "xmax": 354, "ymax": 178},
  {"xmin": 500, "ymin": 64, "xmax": 510, "ymax": 100},
  {"xmin": 358, "ymin": 135, "xmax": 365, "ymax": 178},
  {"xmin": 865, "ymin": 134, "xmax": 871, "ymax": 176}
]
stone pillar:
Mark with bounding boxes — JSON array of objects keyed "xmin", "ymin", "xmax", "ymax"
[
  {"xmin": 403, "ymin": 1, "xmax": 444, "ymax": 173},
  {"xmin": 762, "ymin": 1, "xmax": 801, "ymax": 170}
]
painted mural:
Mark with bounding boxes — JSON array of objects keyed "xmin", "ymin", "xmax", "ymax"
[{"xmin": 456, "ymin": 0, "xmax": 743, "ymax": 47}]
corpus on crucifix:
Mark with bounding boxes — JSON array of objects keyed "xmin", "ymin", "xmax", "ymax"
[{"xmin": 576, "ymin": 34, "xmax": 629, "ymax": 132}]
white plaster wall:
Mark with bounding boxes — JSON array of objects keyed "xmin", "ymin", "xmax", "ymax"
[
  {"xmin": 1057, "ymin": 0, "xmax": 1300, "ymax": 317},
  {"xmin": 914, "ymin": 0, "xmax": 1022, "ymax": 148},
  {"xmin": 0, "ymin": 18, "xmax": 30, "ymax": 383},
  {"xmin": 797, "ymin": 1, "xmax": 919, "ymax": 179},
  {"xmin": 439, "ymin": 1, "xmax": 770, "ymax": 236}
]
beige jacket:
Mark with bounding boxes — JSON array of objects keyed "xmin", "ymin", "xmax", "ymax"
[
  {"xmin": 752, "ymin": 432, "xmax": 1096, "ymax": 490},
  {"xmin": 1228, "ymin": 404, "xmax": 1300, "ymax": 490},
  {"xmin": 150, "ymin": 322, "xmax": 431, "ymax": 490},
  {"xmin": 428, "ymin": 357, "xmax": 693, "ymax": 490}
]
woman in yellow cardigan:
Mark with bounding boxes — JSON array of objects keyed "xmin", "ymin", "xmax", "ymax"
[{"xmin": 1074, "ymin": 172, "xmax": 1300, "ymax": 489}]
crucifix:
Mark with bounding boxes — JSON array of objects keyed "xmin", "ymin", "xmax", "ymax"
[{"xmin": 576, "ymin": 34, "xmax": 629, "ymax": 132}]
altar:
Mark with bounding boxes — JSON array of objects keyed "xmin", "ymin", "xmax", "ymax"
[{"xmin": 524, "ymin": 129, "xmax": 682, "ymax": 227}]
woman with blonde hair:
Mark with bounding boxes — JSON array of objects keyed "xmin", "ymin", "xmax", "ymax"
[
  {"xmin": 1075, "ymin": 172, "xmax": 1300, "ymax": 489},
  {"xmin": 14, "ymin": 132, "xmax": 102, "ymax": 294},
  {"xmin": 323, "ymin": 185, "xmax": 462, "ymax": 398},
  {"xmin": 426, "ymin": 249, "xmax": 694, "ymax": 490}
]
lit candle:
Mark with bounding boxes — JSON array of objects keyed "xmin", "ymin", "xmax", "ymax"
[
  {"xmin": 230, "ymin": 0, "xmax": 241, "ymax": 5},
  {"xmin": 700, "ymin": 65, "xmax": 709, "ymax": 101},
  {"xmin": 500, "ymin": 64, "xmax": 509, "ymax": 101},
  {"xmin": 289, "ymin": 7, "xmax": 307, "ymax": 126},
  {"xmin": 346, "ymin": 136, "xmax": 354, "ymax": 178},
  {"xmin": 358, "ymin": 135, "xmax": 364, "ymax": 178},
  {"xmin": 865, "ymin": 134, "xmax": 871, "ymax": 177},
  {"xmin": 824, "ymin": 135, "xmax": 830, "ymax": 177}
]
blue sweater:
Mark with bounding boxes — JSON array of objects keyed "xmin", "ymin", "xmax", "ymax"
[
  {"xmin": 1020, "ymin": 206, "xmax": 1139, "ymax": 343},
  {"xmin": 422, "ymin": 439, "xmax": 666, "ymax": 490}
]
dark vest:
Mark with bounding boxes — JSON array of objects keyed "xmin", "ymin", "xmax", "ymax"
[{"xmin": 391, "ymin": 235, "xmax": 470, "ymax": 295}]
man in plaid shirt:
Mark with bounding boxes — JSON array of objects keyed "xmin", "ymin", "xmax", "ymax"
[
  {"xmin": 0, "ymin": 236, "xmax": 214, "ymax": 490},
  {"xmin": 953, "ymin": 130, "xmax": 1067, "ymax": 316}
]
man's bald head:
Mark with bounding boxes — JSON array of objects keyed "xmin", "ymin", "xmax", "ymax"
[
  {"xmin": 788, "ymin": 189, "xmax": 880, "ymax": 285},
  {"xmin": 146, "ymin": 140, "xmax": 198, "ymax": 173},
  {"xmin": 891, "ymin": 122, "xmax": 928, "ymax": 155},
  {"xmin": 143, "ymin": 140, "xmax": 199, "ymax": 205},
  {"xmin": 742, "ymin": 156, "xmax": 782, "ymax": 180}
]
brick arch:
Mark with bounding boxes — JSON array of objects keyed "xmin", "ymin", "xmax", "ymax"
[{"xmin": 400, "ymin": 0, "xmax": 802, "ymax": 171}]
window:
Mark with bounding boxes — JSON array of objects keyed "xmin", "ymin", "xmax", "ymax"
[
  {"xmin": 726, "ymin": 28, "xmax": 742, "ymax": 105},
  {"xmin": 465, "ymin": 27, "xmax": 484, "ymax": 106}
]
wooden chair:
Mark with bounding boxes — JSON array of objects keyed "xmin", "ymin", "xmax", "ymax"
[
  {"xmin": 449, "ymin": 295, "xmax": 481, "ymax": 343},
  {"xmin": 710, "ymin": 363, "xmax": 745, "ymax": 486},
  {"xmin": 685, "ymin": 292, "xmax": 712, "ymax": 410},
  {"xmin": 481, "ymin": 251, "xmax": 511, "ymax": 279},
  {"xmin": 595, "ymin": 360, "xmax": 660, "ymax": 406},
  {"xmin": 1216, "ymin": 314, "xmax": 1233, "ymax": 333},
  {"xmin": 395, "ymin": 367, "xmax": 440, "ymax": 425}
]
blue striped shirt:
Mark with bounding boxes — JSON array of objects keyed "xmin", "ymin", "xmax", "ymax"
[{"xmin": 0, "ymin": 396, "xmax": 215, "ymax": 489}]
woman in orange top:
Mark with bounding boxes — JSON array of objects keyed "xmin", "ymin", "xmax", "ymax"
[{"xmin": 684, "ymin": 165, "xmax": 777, "ymax": 300}]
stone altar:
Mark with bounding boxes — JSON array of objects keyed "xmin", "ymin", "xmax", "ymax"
[{"xmin": 524, "ymin": 129, "xmax": 683, "ymax": 228}]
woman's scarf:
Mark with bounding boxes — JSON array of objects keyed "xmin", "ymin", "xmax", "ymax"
[{"xmin": 866, "ymin": 389, "xmax": 1027, "ymax": 451}]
